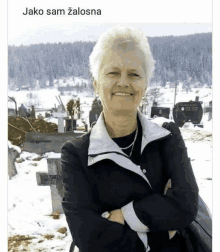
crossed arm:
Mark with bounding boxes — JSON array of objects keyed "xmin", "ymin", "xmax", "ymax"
[
  {"xmin": 61, "ymin": 125, "xmax": 198, "ymax": 252},
  {"xmin": 106, "ymin": 178, "xmax": 172, "ymax": 224},
  {"xmin": 105, "ymin": 178, "xmax": 176, "ymax": 240},
  {"xmin": 106, "ymin": 123, "xmax": 199, "ymax": 239}
]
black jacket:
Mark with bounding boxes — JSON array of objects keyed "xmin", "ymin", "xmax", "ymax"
[{"xmin": 61, "ymin": 112, "xmax": 198, "ymax": 252}]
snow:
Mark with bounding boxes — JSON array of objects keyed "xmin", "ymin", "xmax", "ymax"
[
  {"xmin": 151, "ymin": 117, "xmax": 174, "ymax": 127},
  {"xmin": 183, "ymin": 136, "xmax": 212, "ymax": 211},
  {"xmin": 8, "ymin": 151, "xmax": 72, "ymax": 252},
  {"xmin": 7, "ymin": 84, "xmax": 212, "ymax": 251},
  {"xmin": 8, "ymin": 126, "xmax": 212, "ymax": 251},
  {"xmin": 8, "ymin": 77, "xmax": 94, "ymax": 110},
  {"xmin": 8, "ymin": 141, "xmax": 21, "ymax": 153}
]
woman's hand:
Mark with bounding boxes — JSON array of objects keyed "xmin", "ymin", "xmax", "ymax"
[
  {"xmin": 109, "ymin": 209, "xmax": 125, "ymax": 225},
  {"xmin": 102, "ymin": 209, "xmax": 125, "ymax": 225}
]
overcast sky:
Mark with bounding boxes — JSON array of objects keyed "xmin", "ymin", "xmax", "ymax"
[{"xmin": 9, "ymin": 23, "xmax": 212, "ymax": 46}]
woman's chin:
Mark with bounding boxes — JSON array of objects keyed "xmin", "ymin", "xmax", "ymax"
[{"xmin": 111, "ymin": 108, "xmax": 138, "ymax": 117}]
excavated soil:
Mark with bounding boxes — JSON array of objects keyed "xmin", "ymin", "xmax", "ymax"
[
  {"xmin": 8, "ymin": 235, "xmax": 35, "ymax": 252},
  {"xmin": 8, "ymin": 117, "xmax": 58, "ymax": 146}
]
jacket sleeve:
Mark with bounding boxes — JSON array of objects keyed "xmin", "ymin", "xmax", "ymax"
[
  {"xmin": 61, "ymin": 141, "xmax": 142, "ymax": 252},
  {"xmin": 122, "ymin": 122, "xmax": 199, "ymax": 232}
]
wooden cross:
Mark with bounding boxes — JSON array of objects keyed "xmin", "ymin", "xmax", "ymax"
[{"xmin": 36, "ymin": 158, "xmax": 64, "ymax": 214}]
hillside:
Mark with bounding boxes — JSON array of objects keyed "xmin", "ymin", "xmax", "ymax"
[{"xmin": 8, "ymin": 33, "xmax": 212, "ymax": 90}]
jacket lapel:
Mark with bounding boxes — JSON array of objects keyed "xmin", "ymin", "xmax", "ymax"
[
  {"xmin": 88, "ymin": 153, "xmax": 152, "ymax": 189},
  {"xmin": 89, "ymin": 111, "xmax": 171, "ymax": 156},
  {"xmin": 87, "ymin": 111, "xmax": 171, "ymax": 188}
]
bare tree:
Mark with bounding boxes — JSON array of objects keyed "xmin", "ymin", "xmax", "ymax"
[{"xmin": 144, "ymin": 88, "xmax": 164, "ymax": 106}]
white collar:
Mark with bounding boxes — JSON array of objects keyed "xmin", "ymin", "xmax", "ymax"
[{"xmin": 88, "ymin": 110, "xmax": 171, "ymax": 156}]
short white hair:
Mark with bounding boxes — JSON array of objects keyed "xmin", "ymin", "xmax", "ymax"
[{"xmin": 89, "ymin": 26, "xmax": 155, "ymax": 88}]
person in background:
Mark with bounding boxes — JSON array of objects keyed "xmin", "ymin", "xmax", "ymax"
[
  {"xmin": 61, "ymin": 26, "xmax": 198, "ymax": 252},
  {"xmin": 18, "ymin": 104, "xmax": 27, "ymax": 117},
  {"xmin": 30, "ymin": 105, "xmax": 36, "ymax": 119}
]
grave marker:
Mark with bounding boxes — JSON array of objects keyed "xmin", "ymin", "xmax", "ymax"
[
  {"xmin": 89, "ymin": 110, "xmax": 102, "ymax": 127},
  {"xmin": 65, "ymin": 119, "xmax": 76, "ymax": 131},
  {"xmin": 8, "ymin": 147, "xmax": 19, "ymax": 179},
  {"xmin": 147, "ymin": 106, "xmax": 152, "ymax": 118},
  {"xmin": 53, "ymin": 111, "xmax": 68, "ymax": 133},
  {"xmin": 173, "ymin": 101, "xmax": 203, "ymax": 127},
  {"xmin": 150, "ymin": 107, "xmax": 170, "ymax": 119},
  {"xmin": 204, "ymin": 101, "xmax": 212, "ymax": 121},
  {"xmin": 36, "ymin": 158, "xmax": 64, "ymax": 214}
]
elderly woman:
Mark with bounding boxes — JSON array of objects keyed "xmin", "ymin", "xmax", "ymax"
[{"xmin": 61, "ymin": 27, "xmax": 198, "ymax": 252}]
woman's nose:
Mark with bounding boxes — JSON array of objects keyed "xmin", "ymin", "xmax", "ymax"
[{"xmin": 117, "ymin": 72, "xmax": 129, "ymax": 87}]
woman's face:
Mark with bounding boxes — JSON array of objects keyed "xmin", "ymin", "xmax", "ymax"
[{"xmin": 95, "ymin": 46, "xmax": 146, "ymax": 116}]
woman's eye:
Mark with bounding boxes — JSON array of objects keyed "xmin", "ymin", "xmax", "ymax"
[
  {"xmin": 129, "ymin": 73, "xmax": 140, "ymax": 77},
  {"xmin": 108, "ymin": 72, "xmax": 119, "ymax": 76}
]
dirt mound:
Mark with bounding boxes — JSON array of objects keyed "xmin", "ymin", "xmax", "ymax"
[
  {"xmin": 8, "ymin": 117, "xmax": 58, "ymax": 146},
  {"xmin": 8, "ymin": 235, "xmax": 35, "ymax": 252}
]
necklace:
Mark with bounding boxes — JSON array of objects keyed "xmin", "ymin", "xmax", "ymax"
[
  {"xmin": 119, "ymin": 127, "xmax": 138, "ymax": 157},
  {"xmin": 120, "ymin": 128, "xmax": 138, "ymax": 150}
]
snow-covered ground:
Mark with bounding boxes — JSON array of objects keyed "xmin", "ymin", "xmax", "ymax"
[
  {"xmin": 8, "ymin": 120, "xmax": 212, "ymax": 252},
  {"xmin": 8, "ymin": 77, "xmax": 94, "ymax": 111},
  {"xmin": 8, "ymin": 83, "xmax": 212, "ymax": 251}
]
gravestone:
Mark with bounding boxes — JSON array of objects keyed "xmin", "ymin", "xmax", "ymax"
[
  {"xmin": 204, "ymin": 101, "xmax": 212, "ymax": 121},
  {"xmin": 23, "ymin": 131, "xmax": 83, "ymax": 154},
  {"xmin": 89, "ymin": 98, "xmax": 102, "ymax": 126},
  {"xmin": 53, "ymin": 111, "xmax": 69, "ymax": 133},
  {"xmin": 8, "ymin": 146, "xmax": 19, "ymax": 179},
  {"xmin": 89, "ymin": 111, "xmax": 102, "ymax": 127},
  {"xmin": 173, "ymin": 101, "xmax": 203, "ymax": 127},
  {"xmin": 151, "ymin": 107, "xmax": 170, "ymax": 119},
  {"xmin": 36, "ymin": 158, "xmax": 80, "ymax": 252},
  {"xmin": 65, "ymin": 119, "xmax": 76, "ymax": 131},
  {"xmin": 147, "ymin": 106, "xmax": 152, "ymax": 119},
  {"xmin": 58, "ymin": 117, "xmax": 64, "ymax": 133},
  {"xmin": 36, "ymin": 158, "xmax": 64, "ymax": 214}
]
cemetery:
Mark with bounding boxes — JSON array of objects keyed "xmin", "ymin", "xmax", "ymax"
[
  {"xmin": 8, "ymin": 88, "xmax": 212, "ymax": 252},
  {"xmin": 8, "ymin": 115, "xmax": 212, "ymax": 252},
  {"xmin": 7, "ymin": 27, "xmax": 212, "ymax": 251}
]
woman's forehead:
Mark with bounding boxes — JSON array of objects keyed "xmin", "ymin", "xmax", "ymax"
[{"xmin": 101, "ymin": 47, "xmax": 145, "ymax": 71}]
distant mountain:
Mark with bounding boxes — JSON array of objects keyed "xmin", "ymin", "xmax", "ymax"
[{"xmin": 8, "ymin": 33, "xmax": 212, "ymax": 89}]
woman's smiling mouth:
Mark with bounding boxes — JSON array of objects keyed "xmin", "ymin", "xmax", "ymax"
[{"xmin": 113, "ymin": 92, "xmax": 133, "ymax": 96}]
